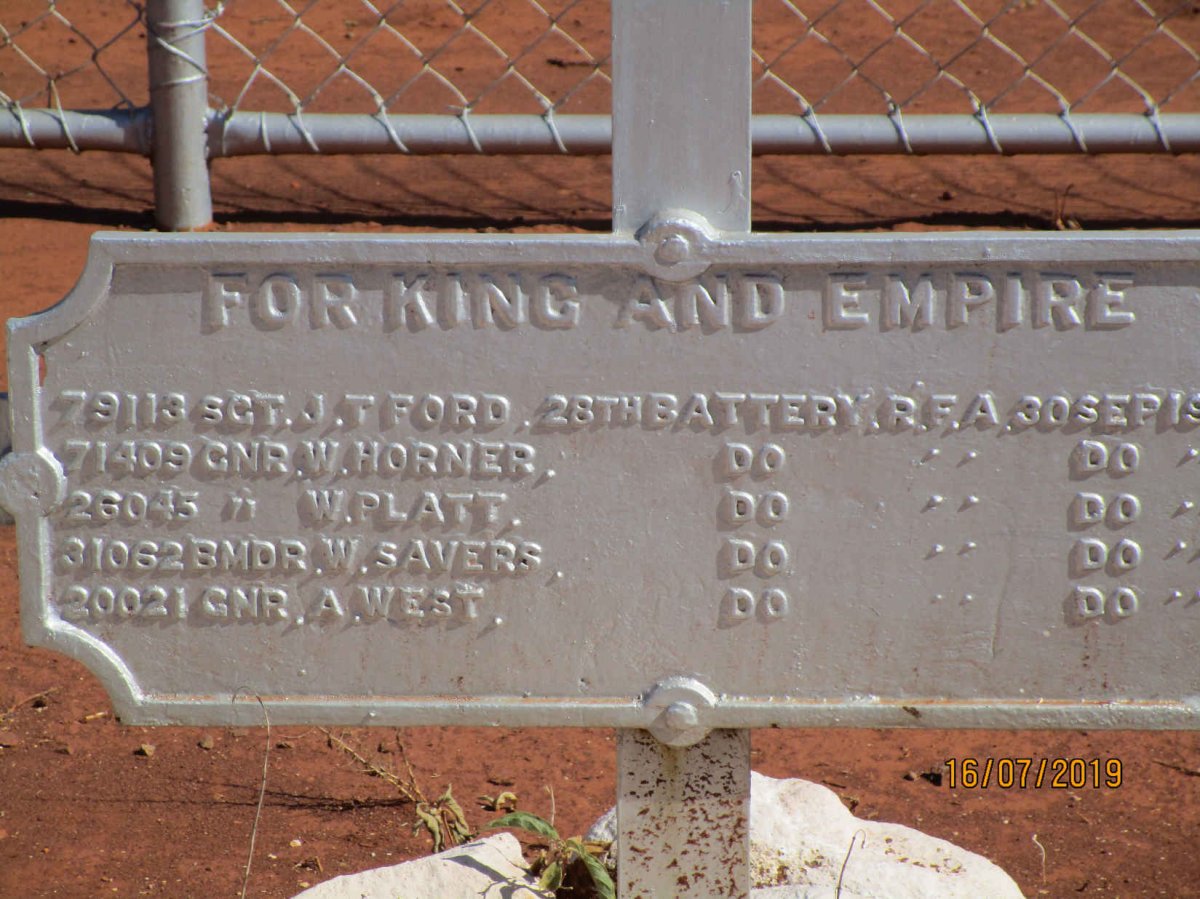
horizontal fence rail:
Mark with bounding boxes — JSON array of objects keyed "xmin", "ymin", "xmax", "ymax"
[
  {"xmin": 4, "ymin": 0, "xmax": 1200, "ymax": 226},
  {"xmin": 9, "ymin": 108, "xmax": 1200, "ymax": 156}
]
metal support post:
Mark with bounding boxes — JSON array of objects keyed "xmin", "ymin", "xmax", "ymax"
[
  {"xmin": 611, "ymin": 0, "xmax": 753, "ymax": 893},
  {"xmin": 617, "ymin": 729, "xmax": 752, "ymax": 899},
  {"xmin": 612, "ymin": 0, "xmax": 752, "ymax": 235},
  {"xmin": 146, "ymin": 0, "xmax": 213, "ymax": 231}
]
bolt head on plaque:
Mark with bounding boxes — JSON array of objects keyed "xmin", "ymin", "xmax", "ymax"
[
  {"xmin": 0, "ymin": 448, "xmax": 66, "ymax": 519},
  {"xmin": 645, "ymin": 676, "xmax": 718, "ymax": 747},
  {"xmin": 654, "ymin": 234, "xmax": 690, "ymax": 266},
  {"xmin": 636, "ymin": 210, "xmax": 717, "ymax": 282}
]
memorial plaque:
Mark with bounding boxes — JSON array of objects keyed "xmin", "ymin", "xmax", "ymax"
[{"xmin": 6, "ymin": 230, "xmax": 1200, "ymax": 728}]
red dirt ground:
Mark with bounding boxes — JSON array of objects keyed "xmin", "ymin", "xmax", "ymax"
[{"xmin": 5, "ymin": 2, "xmax": 1200, "ymax": 896}]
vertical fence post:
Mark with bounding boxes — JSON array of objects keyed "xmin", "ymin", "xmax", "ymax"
[
  {"xmin": 146, "ymin": 0, "xmax": 213, "ymax": 231},
  {"xmin": 612, "ymin": 0, "xmax": 751, "ymax": 235},
  {"xmin": 617, "ymin": 728, "xmax": 752, "ymax": 898},
  {"xmin": 611, "ymin": 0, "xmax": 753, "ymax": 895}
]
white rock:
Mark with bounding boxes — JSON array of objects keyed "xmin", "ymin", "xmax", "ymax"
[
  {"xmin": 587, "ymin": 771, "xmax": 1023, "ymax": 898},
  {"xmin": 753, "ymin": 890, "xmax": 868, "ymax": 899},
  {"xmin": 291, "ymin": 832, "xmax": 546, "ymax": 899}
]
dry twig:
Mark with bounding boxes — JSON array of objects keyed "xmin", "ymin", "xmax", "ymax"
[
  {"xmin": 1032, "ymin": 833, "xmax": 1047, "ymax": 882},
  {"xmin": 1153, "ymin": 758, "xmax": 1200, "ymax": 778},
  {"xmin": 320, "ymin": 728, "xmax": 473, "ymax": 852},
  {"xmin": 835, "ymin": 829, "xmax": 865, "ymax": 898},
  {"xmin": 0, "ymin": 688, "xmax": 57, "ymax": 725},
  {"xmin": 236, "ymin": 693, "xmax": 271, "ymax": 899},
  {"xmin": 320, "ymin": 728, "xmax": 423, "ymax": 804}
]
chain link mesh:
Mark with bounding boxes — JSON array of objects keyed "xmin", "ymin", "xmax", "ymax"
[
  {"xmin": 206, "ymin": 0, "xmax": 611, "ymax": 120},
  {"xmin": 4, "ymin": 0, "xmax": 1200, "ymax": 154},
  {"xmin": 754, "ymin": 0, "xmax": 1200, "ymax": 150},
  {"xmin": 201, "ymin": 0, "xmax": 611, "ymax": 153},
  {"xmin": 1, "ymin": 1, "xmax": 146, "ymax": 148}
]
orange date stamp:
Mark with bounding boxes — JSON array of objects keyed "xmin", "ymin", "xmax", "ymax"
[{"xmin": 943, "ymin": 757, "xmax": 1123, "ymax": 789}]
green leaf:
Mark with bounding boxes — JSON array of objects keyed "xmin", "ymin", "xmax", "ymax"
[
  {"xmin": 538, "ymin": 860, "xmax": 564, "ymax": 892},
  {"xmin": 580, "ymin": 851, "xmax": 616, "ymax": 899},
  {"xmin": 485, "ymin": 811, "xmax": 560, "ymax": 841}
]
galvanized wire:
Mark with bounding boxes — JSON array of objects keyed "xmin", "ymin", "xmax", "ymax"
[
  {"xmin": 4, "ymin": 0, "xmax": 1200, "ymax": 157},
  {"xmin": 753, "ymin": 0, "xmax": 1200, "ymax": 153},
  {"xmin": 1, "ymin": 0, "xmax": 146, "ymax": 150},
  {"xmin": 204, "ymin": 0, "xmax": 612, "ymax": 154}
]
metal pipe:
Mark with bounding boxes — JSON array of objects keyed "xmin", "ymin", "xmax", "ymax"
[
  {"xmin": 6, "ymin": 110, "xmax": 1200, "ymax": 157},
  {"xmin": 205, "ymin": 112, "xmax": 1200, "ymax": 156},
  {"xmin": 749, "ymin": 113, "xmax": 1195, "ymax": 155},
  {"xmin": 205, "ymin": 112, "xmax": 613, "ymax": 156},
  {"xmin": 0, "ymin": 108, "xmax": 150, "ymax": 153},
  {"xmin": 146, "ymin": 0, "xmax": 212, "ymax": 230}
]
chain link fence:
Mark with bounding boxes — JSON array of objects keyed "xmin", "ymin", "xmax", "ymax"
[
  {"xmin": 207, "ymin": 1, "xmax": 610, "ymax": 116},
  {"xmin": 4, "ymin": 0, "xmax": 1200, "ymax": 224},
  {"xmin": 753, "ymin": 0, "xmax": 1200, "ymax": 152}
]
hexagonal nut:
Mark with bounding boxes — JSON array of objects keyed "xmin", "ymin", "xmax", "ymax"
[
  {"xmin": 654, "ymin": 233, "xmax": 692, "ymax": 267},
  {"xmin": 635, "ymin": 211, "xmax": 717, "ymax": 282},
  {"xmin": 645, "ymin": 676, "xmax": 717, "ymax": 747}
]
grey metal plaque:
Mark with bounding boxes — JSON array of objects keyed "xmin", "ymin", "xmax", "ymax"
[{"xmin": 8, "ymin": 230, "xmax": 1200, "ymax": 729}]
